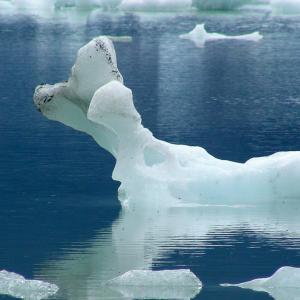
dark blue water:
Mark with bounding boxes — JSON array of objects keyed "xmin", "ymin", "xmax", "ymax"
[{"xmin": 0, "ymin": 7, "xmax": 300, "ymax": 300}]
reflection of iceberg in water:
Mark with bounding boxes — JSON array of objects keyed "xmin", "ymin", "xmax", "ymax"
[
  {"xmin": 222, "ymin": 266, "xmax": 300, "ymax": 300},
  {"xmin": 36, "ymin": 204, "xmax": 300, "ymax": 299},
  {"xmin": 180, "ymin": 24, "xmax": 263, "ymax": 48},
  {"xmin": 33, "ymin": 36, "xmax": 300, "ymax": 209},
  {"xmin": 0, "ymin": 270, "xmax": 58, "ymax": 300}
]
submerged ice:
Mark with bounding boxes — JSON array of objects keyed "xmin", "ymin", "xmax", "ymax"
[
  {"xmin": 0, "ymin": 270, "xmax": 58, "ymax": 300},
  {"xmin": 33, "ymin": 36, "xmax": 300, "ymax": 209},
  {"xmin": 222, "ymin": 266, "xmax": 300, "ymax": 300},
  {"xmin": 180, "ymin": 24, "xmax": 263, "ymax": 48}
]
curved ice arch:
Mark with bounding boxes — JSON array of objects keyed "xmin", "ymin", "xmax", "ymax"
[
  {"xmin": 34, "ymin": 36, "xmax": 300, "ymax": 209},
  {"xmin": 221, "ymin": 266, "xmax": 300, "ymax": 300},
  {"xmin": 180, "ymin": 24, "xmax": 263, "ymax": 48},
  {"xmin": 0, "ymin": 270, "xmax": 58, "ymax": 300}
]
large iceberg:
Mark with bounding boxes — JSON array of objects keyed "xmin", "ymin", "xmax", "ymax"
[
  {"xmin": 0, "ymin": 270, "xmax": 59, "ymax": 300},
  {"xmin": 33, "ymin": 36, "xmax": 300, "ymax": 210},
  {"xmin": 180, "ymin": 24, "xmax": 263, "ymax": 48},
  {"xmin": 221, "ymin": 266, "xmax": 300, "ymax": 300},
  {"xmin": 105, "ymin": 269, "xmax": 201, "ymax": 299}
]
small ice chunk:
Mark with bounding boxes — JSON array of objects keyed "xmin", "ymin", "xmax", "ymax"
[
  {"xmin": 221, "ymin": 266, "xmax": 300, "ymax": 300},
  {"xmin": 105, "ymin": 269, "xmax": 202, "ymax": 299},
  {"xmin": 180, "ymin": 24, "xmax": 263, "ymax": 48},
  {"xmin": 0, "ymin": 270, "xmax": 59, "ymax": 300},
  {"xmin": 106, "ymin": 269, "xmax": 202, "ymax": 286}
]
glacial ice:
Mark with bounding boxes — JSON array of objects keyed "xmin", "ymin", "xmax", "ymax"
[
  {"xmin": 105, "ymin": 269, "xmax": 201, "ymax": 299},
  {"xmin": 33, "ymin": 36, "xmax": 300, "ymax": 210},
  {"xmin": 0, "ymin": 270, "xmax": 59, "ymax": 300},
  {"xmin": 221, "ymin": 266, "xmax": 300, "ymax": 300},
  {"xmin": 271, "ymin": 0, "xmax": 300, "ymax": 15},
  {"xmin": 180, "ymin": 24, "xmax": 263, "ymax": 48},
  {"xmin": 119, "ymin": 0, "xmax": 192, "ymax": 11},
  {"xmin": 106, "ymin": 269, "xmax": 202, "ymax": 286},
  {"xmin": 192, "ymin": 0, "xmax": 252, "ymax": 11}
]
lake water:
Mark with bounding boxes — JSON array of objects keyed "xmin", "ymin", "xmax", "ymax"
[{"xmin": 0, "ymin": 5, "xmax": 300, "ymax": 300}]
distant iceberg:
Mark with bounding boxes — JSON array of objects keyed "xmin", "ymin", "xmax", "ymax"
[
  {"xmin": 119, "ymin": 0, "xmax": 192, "ymax": 11},
  {"xmin": 105, "ymin": 269, "xmax": 201, "ymax": 299},
  {"xmin": 0, "ymin": 270, "xmax": 58, "ymax": 300},
  {"xmin": 180, "ymin": 24, "xmax": 263, "ymax": 48},
  {"xmin": 192, "ymin": 0, "xmax": 252, "ymax": 10},
  {"xmin": 33, "ymin": 36, "xmax": 300, "ymax": 210},
  {"xmin": 221, "ymin": 266, "xmax": 300, "ymax": 300},
  {"xmin": 271, "ymin": 0, "xmax": 300, "ymax": 14}
]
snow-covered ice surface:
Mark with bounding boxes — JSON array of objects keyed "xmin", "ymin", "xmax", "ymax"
[
  {"xmin": 105, "ymin": 269, "xmax": 202, "ymax": 299},
  {"xmin": 0, "ymin": 270, "xmax": 58, "ymax": 300},
  {"xmin": 33, "ymin": 36, "xmax": 300, "ymax": 210},
  {"xmin": 180, "ymin": 24, "xmax": 263, "ymax": 48},
  {"xmin": 221, "ymin": 266, "xmax": 300, "ymax": 300}
]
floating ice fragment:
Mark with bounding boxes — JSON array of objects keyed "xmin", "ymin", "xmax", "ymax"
[
  {"xmin": 106, "ymin": 36, "xmax": 133, "ymax": 43},
  {"xmin": 221, "ymin": 266, "xmax": 300, "ymax": 300},
  {"xmin": 106, "ymin": 269, "xmax": 202, "ymax": 286},
  {"xmin": 33, "ymin": 36, "xmax": 300, "ymax": 210},
  {"xmin": 180, "ymin": 24, "xmax": 263, "ymax": 48},
  {"xmin": 105, "ymin": 269, "xmax": 201, "ymax": 299},
  {"xmin": 0, "ymin": 270, "xmax": 59, "ymax": 300}
]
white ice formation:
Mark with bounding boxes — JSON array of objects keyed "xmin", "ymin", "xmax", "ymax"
[
  {"xmin": 192, "ymin": 0, "xmax": 251, "ymax": 10},
  {"xmin": 180, "ymin": 24, "xmax": 263, "ymax": 48},
  {"xmin": 119, "ymin": 0, "xmax": 192, "ymax": 11},
  {"xmin": 33, "ymin": 36, "xmax": 300, "ymax": 210},
  {"xmin": 105, "ymin": 269, "xmax": 201, "ymax": 299},
  {"xmin": 221, "ymin": 266, "xmax": 300, "ymax": 300},
  {"xmin": 0, "ymin": 270, "xmax": 59, "ymax": 300}
]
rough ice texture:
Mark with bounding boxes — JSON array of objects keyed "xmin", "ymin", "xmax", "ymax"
[
  {"xmin": 33, "ymin": 36, "xmax": 300, "ymax": 210},
  {"xmin": 119, "ymin": 0, "xmax": 192, "ymax": 11},
  {"xmin": 180, "ymin": 24, "xmax": 263, "ymax": 48},
  {"xmin": 221, "ymin": 266, "xmax": 300, "ymax": 300},
  {"xmin": 0, "ymin": 270, "xmax": 59, "ymax": 300},
  {"xmin": 105, "ymin": 269, "xmax": 201, "ymax": 299}
]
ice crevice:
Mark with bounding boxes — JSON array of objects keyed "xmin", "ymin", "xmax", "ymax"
[{"xmin": 33, "ymin": 36, "xmax": 300, "ymax": 210}]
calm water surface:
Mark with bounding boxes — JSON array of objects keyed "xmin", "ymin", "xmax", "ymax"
[{"xmin": 0, "ymin": 6, "xmax": 300, "ymax": 300}]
